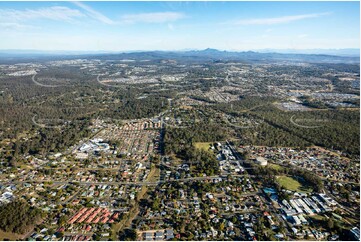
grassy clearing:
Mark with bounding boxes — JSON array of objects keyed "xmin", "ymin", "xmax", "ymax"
[
  {"xmin": 179, "ymin": 105, "xmax": 193, "ymax": 110},
  {"xmin": 111, "ymin": 205, "xmax": 139, "ymax": 240},
  {"xmin": 0, "ymin": 230, "xmax": 21, "ymax": 241},
  {"xmin": 19, "ymin": 164, "xmax": 33, "ymax": 170},
  {"xmin": 268, "ymin": 163, "xmax": 283, "ymax": 171},
  {"xmin": 194, "ymin": 142, "xmax": 213, "ymax": 152},
  {"xmin": 147, "ymin": 165, "xmax": 160, "ymax": 183},
  {"xmin": 276, "ymin": 176, "xmax": 312, "ymax": 193}
]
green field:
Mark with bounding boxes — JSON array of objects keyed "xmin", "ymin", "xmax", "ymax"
[
  {"xmin": 194, "ymin": 142, "xmax": 213, "ymax": 152},
  {"xmin": 276, "ymin": 175, "xmax": 312, "ymax": 193},
  {"xmin": 268, "ymin": 163, "xmax": 283, "ymax": 171}
]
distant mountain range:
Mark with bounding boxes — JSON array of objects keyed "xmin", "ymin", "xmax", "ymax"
[
  {"xmin": 254, "ymin": 48, "xmax": 360, "ymax": 57},
  {"xmin": 0, "ymin": 48, "xmax": 359, "ymax": 57},
  {"xmin": 0, "ymin": 48, "xmax": 359, "ymax": 64}
]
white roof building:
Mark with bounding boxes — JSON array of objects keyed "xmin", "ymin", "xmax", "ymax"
[{"xmin": 255, "ymin": 157, "xmax": 268, "ymax": 166}]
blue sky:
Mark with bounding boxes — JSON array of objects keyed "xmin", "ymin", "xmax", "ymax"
[{"xmin": 0, "ymin": 1, "xmax": 359, "ymax": 51}]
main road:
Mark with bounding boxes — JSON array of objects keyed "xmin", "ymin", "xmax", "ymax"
[{"xmin": 1, "ymin": 174, "xmax": 256, "ymax": 187}]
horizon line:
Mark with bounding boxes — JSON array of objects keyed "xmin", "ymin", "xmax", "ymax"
[{"xmin": 0, "ymin": 47, "xmax": 359, "ymax": 53}]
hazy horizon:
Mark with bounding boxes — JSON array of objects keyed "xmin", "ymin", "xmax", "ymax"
[{"xmin": 0, "ymin": 47, "xmax": 359, "ymax": 57}]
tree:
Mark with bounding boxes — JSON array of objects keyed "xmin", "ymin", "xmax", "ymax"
[
  {"xmin": 0, "ymin": 200, "xmax": 42, "ymax": 234},
  {"xmin": 119, "ymin": 229, "xmax": 137, "ymax": 241},
  {"xmin": 151, "ymin": 198, "xmax": 160, "ymax": 210},
  {"xmin": 219, "ymin": 222, "xmax": 225, "ymax": 231},
  {"xmin": 58, "ymin": 216, "xmax": 67, "ymax": 226},
  {"xmin": 327, "ymin": 219, "xmax": 335, "ymax": 230},
  {"xmin": 232, "ymin": 216, "xmax": 238, "ymax": 224},
  {"xmin": 57, "ymin": 232, "xmax": 64, "ymax": 238}
]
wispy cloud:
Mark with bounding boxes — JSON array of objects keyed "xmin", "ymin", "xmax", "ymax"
[
  {"xmin": 120, "ymin": 12, "xmax": 186, "ymax": 24},
  {"xmin": 0, "ymin": 2, "xmax": 186, "ymax": 27},
  {"xmin": 73, "ymin": 2, "xmax": 185, "ymax": 25},
  {"xmin": 0, "ymin": 22, "xmax": 38, "ymax": 30},
  {"xmin": 0, "ymin": 6, "xmax": 84, "ymax": 22},
  {"xmin": 232, "ymin": 12, "xmax": 331, "ymax": 25},
  {"xmin": 73, "ymin": 1, "xmax": 115, "ymax": 25}
]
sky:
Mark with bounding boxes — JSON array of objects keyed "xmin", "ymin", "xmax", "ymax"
[{"xmin": 0, "ymin": 1, "xmax": 359, "ymax": 51}]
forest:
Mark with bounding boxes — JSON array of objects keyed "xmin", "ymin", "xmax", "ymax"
[
  {"xmin": 0, "ymin": 200, "xmax": 42, "ymax": 234},
  {"xmin": 0, "ymin": 71, "xmax": 169, "ymax": 166},
  {"xmin": 214, "ymin": 97, "xmax": 360, "ymax": 157}
]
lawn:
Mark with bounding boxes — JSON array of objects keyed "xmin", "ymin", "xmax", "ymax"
[
  {"xmin": 194, "ymin": 142, "xmax": 213, "ymax": 152},
  {"xmin": 276, "ymin": 176, "xmax": 312, "ymax": 193},
  {"xmin": 268, "ymin": 163, "xmax": 283, "ymax": 171}
]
